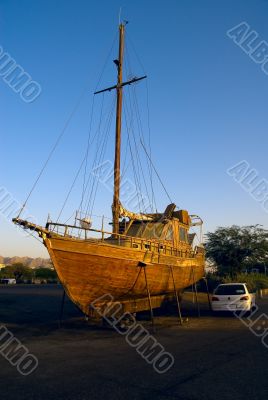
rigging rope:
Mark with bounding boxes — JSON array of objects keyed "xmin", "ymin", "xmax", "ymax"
[
  {"xmin": 76, "ymin": 92, "xmax": 116, "ymax": 219},
  {"xmin": 63, "ymin": 31, "xmax": 118, "ymax": 221},
  {"xmin": 131, "ymin": 86, "xmax": 155, "ymax": 212},
  {"xmin": 123, "ymin": 48, "xmax": 151, "ymax": 214},
  {"xmin": 17, "ymin": 85, "xmax": 89, "ymax": 218},
  {"xmin": 55, "ymin": 155, "xmax": 87, "ymax": 225},
  {"xmin": 81, "ymin": 92, "xmax": 106, "ymax": 214},
  {"xmin": 17, "ymin": 30, "xmax": 118, "ymax": 220},
  {"xmin": 140, "ymin": 140, "xmax": 173, "ymax": 205},
  {"xmin": 88, "ymin": 95, "xmax": 116, "ymax": 218},
  {"xmin": 125, "ymin": 39, "xmax": 156, "ymax": 211},
  {"xmin": 55, "ymin": 92, "xmax": 115, "ymax": 227},
  {"xmin": 123, "ymin": 103, "xmax": 145, "ymax": 215},
  {"xmin": 126, "ymin": 34, "xmax": 174, "ymax": 209},
  {"xmin": 123, "ymin": 86, "xmax": 149, "ymax": 214},
  {"xmin": 80, "ymin": 95, "xmax": 96, "ymax": 212}
]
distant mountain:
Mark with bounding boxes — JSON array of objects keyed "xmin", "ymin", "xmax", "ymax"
[{"xmin": 0, "ymin": 256, "xmax": 52, "ymax": 269}]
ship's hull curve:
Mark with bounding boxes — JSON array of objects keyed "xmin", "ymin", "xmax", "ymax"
[{"xmin": 45, "ymin": 236, "xmax": 205, "ymax": 315}]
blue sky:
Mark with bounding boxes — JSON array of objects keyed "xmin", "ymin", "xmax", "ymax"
[{"xmin": 1, "ymin": 0, "xmax": 268, "ymax": 257}]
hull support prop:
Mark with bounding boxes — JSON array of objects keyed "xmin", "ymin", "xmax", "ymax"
[
  {"xmin": 191, "ymin": 266, "xmax": 200, "ymax": 317},
  {"xmin": 138, "ymin": 261, "xmax": 155, "ymax": 332},
  {"xmin": 203, "ymin": 277, "xmax": 212, "ymax": 312},
  {"xmin": 169, "ymin": 265, "xmax": 183, "ymax": 325}
]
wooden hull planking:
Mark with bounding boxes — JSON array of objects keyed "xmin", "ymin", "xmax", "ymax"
[{"xmin": 45, "ymin": 236, "xmax": 205, "ymax": 316}]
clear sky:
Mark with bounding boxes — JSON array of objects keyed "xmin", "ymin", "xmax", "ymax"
[{"xmin": 1, "ymin": 0, "xmax": 268, "ymax": 258}]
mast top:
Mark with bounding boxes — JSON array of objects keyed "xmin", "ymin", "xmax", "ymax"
[{"xmin": 94, "ymin": 22, "xmax": 145, "ymax": 96}]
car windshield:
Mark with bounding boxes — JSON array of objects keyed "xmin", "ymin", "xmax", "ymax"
[{"xmin": 215, "ymin": 284, "xmax": 246, "ymax": 295}]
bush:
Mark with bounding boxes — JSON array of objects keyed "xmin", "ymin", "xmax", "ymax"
[
  {"xmin": 35, "ymin": 268, "xmax": 57, "ymax": 280},
  {"xmin": 205, "ymin": 272, "xmax": 268, "ymax": 293},
  {"xmin": 222, "ymin": 273, "xmax": 268, "ymax": 292}
]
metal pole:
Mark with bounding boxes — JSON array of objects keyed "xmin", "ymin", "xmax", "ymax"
[
  {"xmin": 203, "ymin": 277, "xmax": 212, "ymax": 311},
  {"xmin": 58, "ymin": 289, "xmax": 66, "ymax": 328},
  {"xmin": 191, "ymin": 267, "xmax": 195, "ymax": 303},
  {"xmin": 142, "ymin": 266, "xmax": 155, "ymax": 331},
  {"xmin": 192, "ymin": 267, "xmax": 200, "ymax": 317},
  {"xmin": 169, "ymin": 266, "xmax": 183, "ymax": 325}
]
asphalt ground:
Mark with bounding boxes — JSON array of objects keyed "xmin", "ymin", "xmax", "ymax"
[{"xmin": 0, "ymin": 284, "xmax": 267, "ymax": 400}]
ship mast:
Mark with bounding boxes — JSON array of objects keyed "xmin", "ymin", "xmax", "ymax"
[
  {"xmin": 94, "ymin": 22, "xmax": 147, "ymax": 234},
  {"xmin": 113, "ymin": 23, "xmax": 125, "ymax": 234}
]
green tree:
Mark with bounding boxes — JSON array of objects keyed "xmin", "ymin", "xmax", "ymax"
[
  {"xmin": 0, "ymin": 265, "xmax": 15, "ymax": 279},
  {"xmin": 205, "ymin": 225, "xmax": 268, "ymax": 277},
  {"xmin": 0, "ymin": 263, "xmax": 33, "ymax": 283},
  {"xmin": 35, "ymin": 267, "xmax": 57, "ymax": 281},
  {"xmin": 12, "ymin": 263, "xmax": 33, "ymax": 282}
]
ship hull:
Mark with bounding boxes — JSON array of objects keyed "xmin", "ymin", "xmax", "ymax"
[{"xmin": 44, "ymin": 235, "xmax": 205, "ymax": 316}]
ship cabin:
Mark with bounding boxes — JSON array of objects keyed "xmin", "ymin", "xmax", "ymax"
[{"xmin": 110, "ymin": 204, "xmax": 193, "ymax": 255}]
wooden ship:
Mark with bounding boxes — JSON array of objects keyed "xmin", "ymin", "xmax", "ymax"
[{"xmin": 13, "ymin": 22, "xmax": 205, "ymax": 320}]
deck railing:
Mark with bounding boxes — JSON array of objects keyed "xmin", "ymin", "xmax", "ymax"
[{"xmin": 47, "ymin": 222, "xmax": 204, "ymax": 258}]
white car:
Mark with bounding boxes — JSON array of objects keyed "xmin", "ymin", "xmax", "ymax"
[
  {"xmin": 0, "ymin": 278, "xmax": 16, "ymax": 285},
  {"xmin": 211, "ymin": 283, "xmax": 256, "ymax": 313}
]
